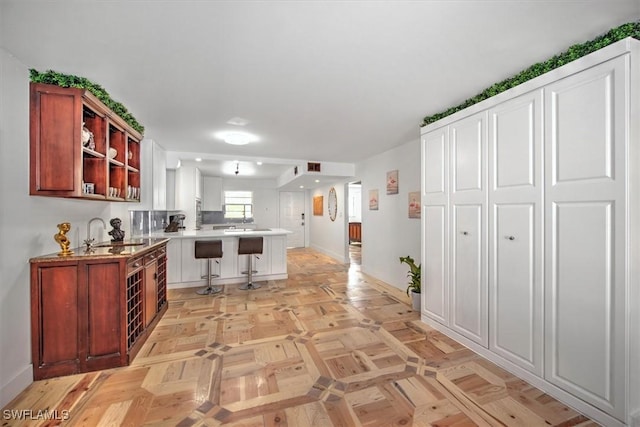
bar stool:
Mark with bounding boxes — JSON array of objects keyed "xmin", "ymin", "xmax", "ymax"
[
  {"xmin": 238, "ymin": 236, "xmax": 263, "ymax": 290},
  {"xmin": 195, "ymin": 240, "xmax": 223, "ymax": 295}
]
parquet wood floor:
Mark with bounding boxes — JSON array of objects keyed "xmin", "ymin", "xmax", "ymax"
[{"xmin": 3, "ymin": 247, "xmax": 597, "ymax": 426}]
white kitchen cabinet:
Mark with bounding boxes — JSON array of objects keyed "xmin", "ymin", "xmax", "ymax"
[
  {"xmin": 544, "ymin": 55, "xmax": 627, "ymax": 420},
  {"xmin": 139, "ymin": 139, "xmax": 167, "ymax": 210},
  {"xmin": 270, "ymin": 235, "xmax": 287, "ymax": 275},
  {"xmin": 488, "ymin": 90, "xmax": 543, "ymax": 376},
  {"xmin": 420, "ymin": 39, "xmax": 640, "ymax": 426},
  {"xmin": 449, "ymin": 112, "xmax": 487, "ymax": 346},
  {"xmin": 238, "ymin": 245, "xmax": 270, "ymax": 276},
  {"xmin": 166, "ymin": 238, "xmax": 182, "ymax": 284},
  {"xmin": 195, "ymin": 167, "xmax": 202, "ymax": 201},
  {"xmin": 166, "ymin": 169, "xmax": 176, "ymax": 211},
  {"xmin": 203, "ymin": 176, "xmax": 223, "ymax": 211}
]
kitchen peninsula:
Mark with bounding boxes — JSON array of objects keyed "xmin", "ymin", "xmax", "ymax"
[{"xmin": 154, "ymin": 228, "xmax": 292, "ymax": 288}]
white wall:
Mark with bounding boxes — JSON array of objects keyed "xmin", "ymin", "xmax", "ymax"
[
  {"xmin": 356, "ymin": 138, "xmax": 421, "ymax": 292},
  {"xmin": 0, "ymin": 49, "xmax": 145, "ymax": 407},
  {"xmin": 309, "ymin": 183, "xmax": 348, "ymax": 262}
]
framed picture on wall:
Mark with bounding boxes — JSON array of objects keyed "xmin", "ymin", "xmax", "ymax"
[
  {"xmin": 386, "ymin": 170, "xmax": 398, "ymax": 194},
  {"xmin": 313, "ymin": 196, "xmax": 323, "ymax": 215},
  {"xmin": 408, "ymin": 191, "xmax": 421, "ymax": 218},
  {"xmin": 369, "ymin": 189, "xmax": 379, "ymax": 210}
]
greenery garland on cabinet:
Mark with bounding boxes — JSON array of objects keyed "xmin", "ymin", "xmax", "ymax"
[
  {"xmin": 29, "ymin": 69, "xmax": 144, "ymax": 134},
  {"xmin": 422, "ymin": 21, "xmax": 640, "ymax": 126}
]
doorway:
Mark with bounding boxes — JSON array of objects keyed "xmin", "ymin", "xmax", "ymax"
[
  {"xmin": 347, "ymin": 182, "xmax": 362, "ymax": 266},
  {"xmin": 279, "ymin": 191, "xmax": 306, "ymax": 248}
]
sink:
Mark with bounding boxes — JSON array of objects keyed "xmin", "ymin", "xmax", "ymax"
[{"xmin": 94, "ymin": 242, "xmax": 145, "ymax": 248}]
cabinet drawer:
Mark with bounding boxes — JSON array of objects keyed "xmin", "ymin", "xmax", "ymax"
[{"xmin": 127, "ymin": 257, "xmax": 144, "ymax": 275}]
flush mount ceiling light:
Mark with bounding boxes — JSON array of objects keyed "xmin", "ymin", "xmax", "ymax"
[{"xmin": 215, "ymin": 131, "xmax": 256, "ymax": 146}]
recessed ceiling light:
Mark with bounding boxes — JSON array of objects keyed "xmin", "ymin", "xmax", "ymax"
[
  {"xmin": 256, "ymin": 161, "xmax": 263, "ymax": 166},
  {"xmin": 195, "ymin": 158, "xmax": 202, "ymax": 162},
  {"xmin": 226, "ymin": 117, "xmax": 250, "ymax": 126},
  {"xmin": 315, "ymin": 179, "xmax": 320, "ymax": 183},
  {"xmin": 299, "ymin": 185, "xmax": 304, "ymax": 189}
]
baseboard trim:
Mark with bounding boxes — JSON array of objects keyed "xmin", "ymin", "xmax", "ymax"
[{"xmin": 0, "ymin": 364, "xmax": 32, "ymax": 408}]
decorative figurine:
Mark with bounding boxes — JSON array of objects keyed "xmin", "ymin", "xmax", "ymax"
[
  {"xmin": 54, "ymin": 222, "xmax": 74, "ymax": 256},
  {"xmin": 108, "ymin": 217, "xmax": 125, "ymax": 242}
]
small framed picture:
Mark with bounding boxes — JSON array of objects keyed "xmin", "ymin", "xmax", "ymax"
[
  {"xmin": 369, "ymin": 189, "xmax": 379, "ymax": 210},
  {"xmin": 408, "ymin": 191, "xmax": 421, "ymax": 219},
  {"xmin": 313, "ymin": 196, "xmax": 323, "ymax": 216},
  {"xmin": 387, "ymin": 170, "xmax": 398, "ymax": 195}
]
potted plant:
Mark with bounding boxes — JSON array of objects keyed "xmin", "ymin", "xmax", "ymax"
[{"xmin": 399, "ymin": 255, "xmax": 421, "ymax": 311}]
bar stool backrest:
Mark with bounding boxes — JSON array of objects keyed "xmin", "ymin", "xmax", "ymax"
[
  {"xmin": 238, "ymin": 237, "xmax": 263, "ymax": 255},
  {"xmin": 195, "ymin": 240, "xmax": 223, "ymax": 259}
]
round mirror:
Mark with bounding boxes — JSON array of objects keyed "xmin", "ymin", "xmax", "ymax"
[{"xmin": 328, "ymin": 187, "xmax": 337, "ymax": 221}]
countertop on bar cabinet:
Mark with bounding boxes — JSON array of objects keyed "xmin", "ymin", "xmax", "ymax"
[{"xmin": 29, "ymin": 238, "xmax": 170, "ymax": 262}]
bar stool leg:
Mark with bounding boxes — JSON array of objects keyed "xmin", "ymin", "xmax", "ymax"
[
  {"xmin": 196, "ymin": 258, "xmax": 222, "ymax": 295},
  {"xmin": 239, "ymin": 254, "xmax": 261, "ymax": 290}
]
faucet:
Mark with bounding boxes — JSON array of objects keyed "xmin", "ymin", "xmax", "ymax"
[{"xmin": 85, "ymin": 217, "xmax": 106, "ymax": 250}]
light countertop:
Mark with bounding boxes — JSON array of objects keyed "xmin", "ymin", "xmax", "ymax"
[{"xmin": 145, "ymin": 228, "xmax": 292, "ymax": 239}]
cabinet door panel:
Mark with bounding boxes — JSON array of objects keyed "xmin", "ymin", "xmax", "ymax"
[
  {"xmin": 488, "ymin": 90, "xmax": 543, "ymax": 375},
  {"xmin": 39, "ymin": 265, "xmax": 78, "ymax": 364},
  {"xmin": 490, "ymin": 204, "xmax": 539, "ymax": 371},
  {"xmin": 33, "ymin": 91, "xmax": 79, "ymax": 193},
  {"xmin": 451, "ymin": 204, "xmax": 485, "ymax": 344},
  {"xmin": 270, "ymin": 236, "xmax": 287, "ymax": 275},
  {"xmin": 491, "ymin": 96, "xmax": 537, "ymax": 189},
  {"xmin": 423, "ymin": 129, "xmax": 447, "ymax": 195},
  {"xmin": 547, "ymin": 202, "xmax": 618, "ymax": 402},
  {"xmin": 423, "ymin": 205, "xmax": 447, "ymax": 324},
  {"xmin": 544, "ymin": 55, "xmax": 627, "ymax": 419},
  {"xmin": 86, "ymin": 262, "xmax": 121, "ymax": 358},
  {"xmin": 451, "ymin": 117, "xmax": 483, "ymax": 192}
]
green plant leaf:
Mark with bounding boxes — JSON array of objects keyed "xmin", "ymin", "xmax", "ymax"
[
  {"xmin": 422, "ymin": 20, "xmax": 640, "ymax": 126},
  {"xmin": 29, "ymin": 69, "xmax": 144, "ymax": 134}
]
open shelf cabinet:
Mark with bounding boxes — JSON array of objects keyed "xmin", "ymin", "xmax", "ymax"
[{"xmin": 30, "ymin": 82, "xmax": 143, "ymax": 202}]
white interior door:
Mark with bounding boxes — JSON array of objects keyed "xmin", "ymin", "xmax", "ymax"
[{"xmin": 279, "ymin": 191, "xmax": 305, "ymax": 248}]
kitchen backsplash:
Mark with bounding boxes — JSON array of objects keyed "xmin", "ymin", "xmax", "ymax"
[
  {"xmin": 130, "ymin": 210, "xmax": 254, "ymax": 236},
  {"xmin": 130, "ymin": 210, "xmax": 182, "ymax": 235}
]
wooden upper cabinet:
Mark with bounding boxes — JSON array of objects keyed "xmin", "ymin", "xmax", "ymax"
[{"xmin": 29, "ymin": 82, "xmax": 143, "ymax": 202}]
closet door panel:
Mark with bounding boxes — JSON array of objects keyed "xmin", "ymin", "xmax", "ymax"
[
  {"xmin": 422, "ymin": 127, "xmax": 449, "ymax": 324},
  {"xmin": 451, "ymin": 204, "xmax": 485, "ymax": 343},
  {"xmin": 491, "ymin": 204, "xmax": 538, "ymax": 370},
  {"xmin": 449, "ymin": 112, "xmax": 487, "ymax": 346},
  {"xmin": 423, "ymin": 205, "xmax": 447, "ymax": 323},
  {"xmin": 488, "ymin": 90, "xmax": 543, "ymax": 375},
  {"xmin": 545, "ymin": 55, "xmax": 627, "ymax": 420}
]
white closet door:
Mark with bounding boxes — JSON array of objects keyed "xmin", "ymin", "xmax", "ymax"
[
  {"xmin": 449, "ymin": 112, "xmax": 488, "ymax": 346},
  {"xmin": 544, "ymin": 55, "xmax": 628, "ymax": 420},
  {"xmin": 422, "ymin": 127, "xmax": 449, "ymax": 324},
  {"xmin": 488, "ymin": 90, "xmax": 543, "ymax": 375}
]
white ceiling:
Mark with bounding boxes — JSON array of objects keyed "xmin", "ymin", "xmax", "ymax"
[{"xmin": 2, "ymin": 1, "xmax": 639, "ymax": 184}]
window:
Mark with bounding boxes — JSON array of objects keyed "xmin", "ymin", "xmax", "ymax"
[{"xmin": 224, "ymin": 191, "xmax": 253, "ymax": 220}]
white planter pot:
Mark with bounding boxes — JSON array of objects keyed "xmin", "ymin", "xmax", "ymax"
[{"xmin": 410, "ymin": 290, "xmax": 421, "ymax": 311}]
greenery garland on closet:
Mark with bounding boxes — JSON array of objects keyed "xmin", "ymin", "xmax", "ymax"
[
  {"xmin": 29, "ymin": 69, "xmax": 144, "ymax": 134},
  {"xmin": 422, "ymin": 21, "xmax": 640, "ymax": 127}
]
